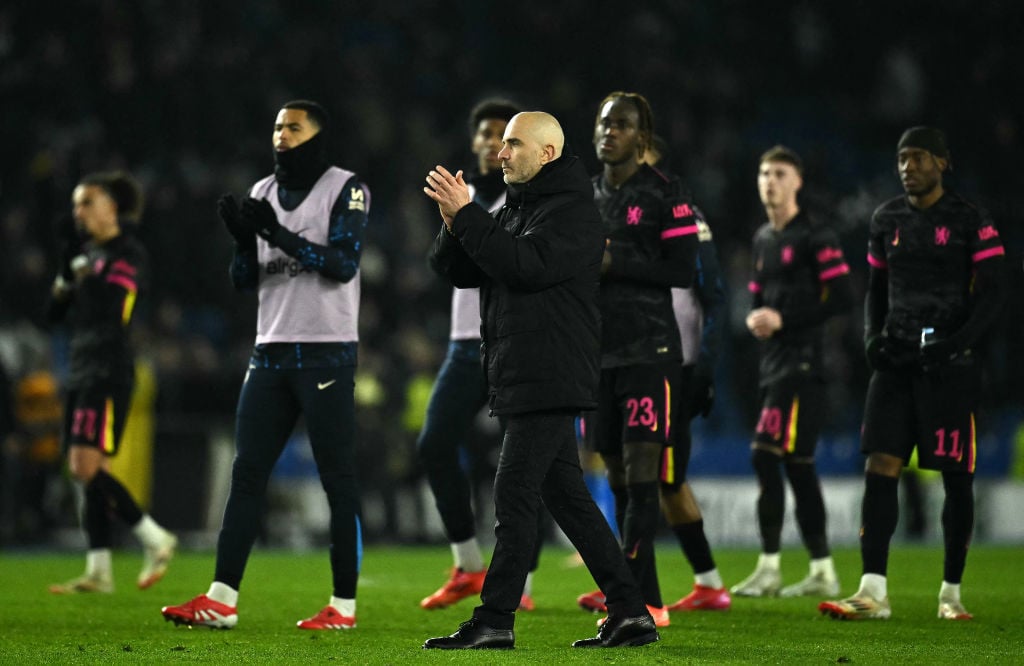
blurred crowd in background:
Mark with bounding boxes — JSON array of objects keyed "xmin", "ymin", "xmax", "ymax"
[{"xmin": 1, "ymin": 2, "xmax": 1021, "ymax": 546}]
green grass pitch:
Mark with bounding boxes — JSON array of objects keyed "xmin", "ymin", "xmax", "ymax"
[{"xmin": 1, "ymin": 545, "xmax": 1021, "ymax": 664}]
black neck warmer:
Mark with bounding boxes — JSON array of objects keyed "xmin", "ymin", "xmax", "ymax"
[{"xmin": 274, "ymin": 131, "xmax": 330, "ymax": 189}]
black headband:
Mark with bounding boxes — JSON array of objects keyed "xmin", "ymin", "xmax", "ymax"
[{"xmin": 897, "ymin": 126, "xmax": 950, "ymax": 160}]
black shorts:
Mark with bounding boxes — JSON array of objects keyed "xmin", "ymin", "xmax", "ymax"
[
  {"xmin": 861, "ymin": 362, "xmax": 980, "ymax": 473},
  {"xmin": 62, "ymin": 385, "xmax": 133, "ymax": 455},
  {"xmin": 661, "ymin": 365, "xmax": 697, "ymax": 488},
  {"xmin": 752, "ymin": 374, "xmax": 826, "ymax": 459},
  {"xmin": 593, "ymin": 362, "xmax": 681, "ymax": 478}
]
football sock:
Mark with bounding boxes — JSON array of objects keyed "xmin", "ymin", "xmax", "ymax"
[
  {"xmin": 695, "ymin": 568, "xmax": 724, "ymax": 590},
  {"xmin": 451, "ymin": 537, "xmax": 485, "ymax": 573},
  {"xmin": 330, "ymin": 595, "xmax": 355, "ymax": 616},
  {"xmin": 785, "ymin": 462, "xmax": 830, "ymax": 558},
  {"xmin": 208, "ymin": 581, "xmax": 239, "ymax": 606},
  {"xmin": 90, "ymin": 469, "xmax": 143, "ymax": 526},
  {"xmin": 132, "ymin": 514, "xmax": 168, "ymax": 547},
  {"xmin": 611, "ymin": 485, "xmax": 628, "ymax": 536},
  {"xmin": 671, "ymin": 519, "xmax": 717, "ymax": 575},
  {"xmin": 83, "ymin": 478, "xmax": 113, "ymax": 549},
  {"xmin": 941, "ymin": 472, "xmax": 974, "ymax": 585},
  {"xmin": 86, "ymin": 548, "xmax": 112, "ymax": 578},
  {"xmin": 757, "ymin": 552, "xmax": 781, "ymax": 571},
  {"xmin": 752, "ymin": 449, "xmax": 785, "ymax": 553},
  {"xmin": 859, "ymin": 573, "xmax": 887, "ymax": 600},
  {"xmin": 623, "ymin": 481, "xmax": 662, "ymax": 608},
  {"xmin": 810, "ymin": 556, "xmax": 837, "ymax": 579},
  {"xmin": 860, "ymin": 472, "xmax": 899, "ymax": 576},
  {"xmin": 939, "ymin": 581, "xmax": 961, "ymax": 603}
]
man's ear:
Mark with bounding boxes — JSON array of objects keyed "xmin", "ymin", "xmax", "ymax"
[
  {"xmin": 540, "ymin": 144, "xmax": 556, "ymax": 165},
  {"xmin": 936, "ymin": 156, "xmax": 951, "ymax": 173}
]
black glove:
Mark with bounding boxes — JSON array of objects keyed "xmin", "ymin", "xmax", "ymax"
[
  {"xmin": 865, "ymin": 334, "xmax": 917, "ymax": 372},
  {"xmin": 240, "ymin": 197, "xmax": 282, "ymax": 243},
  {"xmin": 689, "ymin": 363, "xmax": 715, "ymax": 419},
  {"xmin": 217, "ymin": 194, "xmax": 255, "ymax": 247}
]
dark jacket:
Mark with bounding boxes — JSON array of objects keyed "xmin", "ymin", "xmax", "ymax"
[{"xmin": 429, "ymin": 154, "xmax": 603, "ymax": 415}]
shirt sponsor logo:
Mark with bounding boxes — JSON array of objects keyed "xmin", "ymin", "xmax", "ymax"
[
  {"xmin": 978, "ymin": 225, "xmax": 999, "ymax": 241},
  {"xmin": 626, "ymin": 206, "xmax": 643, "ymax": 225},
  {"xmin": 349, "ymin": 187, "xmax": 366, "ymax": 211},
  {"xmin": 672, "ymin": 203, "xmax": 693, "ymax": 219},
  {"xmin": 265, "ymin": 257, "xmax": 314, "ymax": 277},
  {"xmin": 816, "ymin": 247, "xmax": 844, "ymax": 263},
  {"xmin": 935, "ymin": 226, "xmax": 951, "ymax": 246}
]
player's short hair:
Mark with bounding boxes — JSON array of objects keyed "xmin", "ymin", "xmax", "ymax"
[
  {"xmin": 596, "ymin": 91, "xmax": 655, "ymax": 150},
  {"xmin": 468, "ymin": 98, "xmax": 521, "ymax": 136},
  {"xmin": 282, "ymin": 99, "xmax": 331, "ymax": 132},
  {"xmin": 79, "ymin": 171, "xmax": 144, "ymax": 223},
  {"xmin": 759, "ymin": 145, "xmax": 804, "ymax": 176}
]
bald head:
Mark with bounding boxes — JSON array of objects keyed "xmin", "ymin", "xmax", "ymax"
[{"xmin": 498, "ymin": 111, "xmax": 565, "ymax": 184}]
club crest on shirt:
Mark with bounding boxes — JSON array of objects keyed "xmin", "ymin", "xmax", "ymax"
[
  {"xmin": 781, "ymin": 245, "xmax": 794, "ymax": 265},
  {"xmin": 626, "ymin": 206, "xmax": 643, "ymax": 225},
  {"xmin": 935, "ymin": 226, "xmax": 951, "ymax": 246}
]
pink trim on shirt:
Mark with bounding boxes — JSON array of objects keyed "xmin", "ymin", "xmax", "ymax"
[
  {"xmin": 867, "ymin": 253, "xmax": 887, "ymax": 269},
  {"xmin": 106, "ymin": 274, "xmax": 137, "ymax": 291},
  {"xmin": 109, "ymin": 260, "xmax": 137, "ymax": 276},
  {"xmin": 819, "ymin": 264, "xmax": 850, "ymax": 281},
  {"xmin": 661, "ymin": 224, "xmax": 699, "ymax": 240},
  {"xmin": 972, "ymin": 246, "xmax": 1005, "ymax": 263}
]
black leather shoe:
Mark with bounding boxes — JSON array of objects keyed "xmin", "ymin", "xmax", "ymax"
[
  {"xmin": 572, "ymin": 613, "xmax": 659, "ymax": 648},
  {"xmin": 423, "ymin": 618, "xmax": 515, "ymax": 650}
]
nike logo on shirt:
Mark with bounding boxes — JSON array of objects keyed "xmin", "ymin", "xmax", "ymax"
[{"xmin": 317, "ymin": 380, "xmax": 336, "ymax": 390}]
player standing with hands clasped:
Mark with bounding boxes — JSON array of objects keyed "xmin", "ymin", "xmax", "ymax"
[
  {"xmin": 820, "ymin": 127, "xmax": 1005, "ymax": 621},
  {"xmin": 162, "ymin": 100, "xmax": 370, "ymax": 630},
  {"xmin": 732, "ymin": 146, "xmax": 852, "ymax": 599}
]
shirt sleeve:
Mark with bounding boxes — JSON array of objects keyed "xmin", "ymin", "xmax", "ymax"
[
  {"xmin": 778, "ymin": 225, "xmax": 853, "ymax": 330},
  {"xmin": 230, "ymin": 246, "xmax": 259, "ymax": 291},
  {"xmin": 748, "ymin": 229, "xmax": 764, "ymax": 310},
  {"xmin": 692, "ymin": 211, "xmax": 727, "ymax": 369},
  {"xmin": 942, "ymin": 208, "xmax": 1007, "ymax": 351},
  {"xmin": 604, "ymin": 197, "xmax": 698, "ymax": 288}
]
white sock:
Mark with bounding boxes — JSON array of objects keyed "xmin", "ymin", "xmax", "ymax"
[
  {"xmin": 132, "ymin": 514, "xmax": 166, "ymax": 547},
  {"xmin": 451, "ymin": 537, "xmax": 485, "ymax": 573},
  {"xmin": 758, "ymin": 553, "xmax": 781, "ymax": 571},
  {"xmin": 86, "ymin": 549, "xmax": 112, "ymax": 578},
  {"xmin": 859, "ymin": 573, "xmax": 887, "ymax": 600},
  {"xmin": 330, "ymin": 596, "xmax": 356, "ymax": 616},
  {"xmin": 939, "ymin": 581, "xmax": 961, "ymax": 603},
  {"xmin": 695, "ymin": 568, "xmax": 724, "ymax": 589},
  {"xmin": 810, "ymin": 556, "xmax": 837, "ymax": 579},
  {"xmin": 522, "ymin": 572, "xmax": 533, "ymax": 597},
  {"xmin": 207, "ymin": 581, "xmax": 239, "ymax": 607}
]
